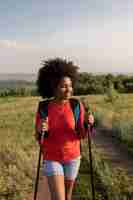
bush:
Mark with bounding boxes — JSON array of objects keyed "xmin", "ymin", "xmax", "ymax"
[{"xmin": 112, "ymin": 116, "xmax": 133, "ymax": 154}]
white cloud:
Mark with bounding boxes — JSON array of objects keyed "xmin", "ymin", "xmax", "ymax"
[{"xmin": 0, "ymin": 40, "xmax": 35, "ymax": 49}]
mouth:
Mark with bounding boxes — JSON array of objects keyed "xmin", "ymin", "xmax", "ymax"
[
  {"xmin": 63, "ymin": 92, "xmax": 71, "ymax": 98},
  {"xmin": 65, "ymin": 91, "xmax": 71, "ymax": 95}
]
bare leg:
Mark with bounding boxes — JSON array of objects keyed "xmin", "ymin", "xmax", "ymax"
[
  {"xmin": 65, "ymin": 179, "xmax": 75, "ymax": 200},
  {"xmin": 37, "ymin": 176, "xmax": 51, "ymax": 200},
  {"xmin": 47, "ymin": 175, "xmax": 65, "ymax": 200}
]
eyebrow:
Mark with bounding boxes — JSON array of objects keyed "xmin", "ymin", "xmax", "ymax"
[{"xmin": 61, "ymin": 82, "xmax": 72, "ymax": 87}]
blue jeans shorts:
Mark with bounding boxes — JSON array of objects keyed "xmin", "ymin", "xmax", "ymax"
[{"xmin": 43, "ymin": 156, "xmax": 81, "ymax": 181}]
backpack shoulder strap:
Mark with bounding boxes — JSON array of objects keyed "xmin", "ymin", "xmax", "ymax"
[
  {"xmin": 38, "ymin": 99, "xmax": 51, "ymax": 119},
  {"xmin": 69, "ymin": 98, "xmax": 80, "ymax": 130},
  {"xmin": 37, "ymin": 99, "xmax": 51, "ymax": 139}
]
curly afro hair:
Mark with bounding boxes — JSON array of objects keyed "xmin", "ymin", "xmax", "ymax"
[{"xmin": 36, "ymin": 57, "xmax": 79, "ymax": 98}]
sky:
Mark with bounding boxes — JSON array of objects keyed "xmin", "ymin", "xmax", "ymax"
[{"xmin": 0, "ymin": 0, "xmax": 133, "ymax": 74}]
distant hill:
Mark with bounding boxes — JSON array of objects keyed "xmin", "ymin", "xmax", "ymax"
[
  {"xmin": 0, "ymin": 72, "xmax": 132, "ymax": 82},
  {"xmin": 0, "ymin": 73, "xmax": 36, "ymax": 82}
]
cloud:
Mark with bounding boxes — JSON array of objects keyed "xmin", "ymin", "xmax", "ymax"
[
  {"xmin": 0, "ymin": 7, "xmax": 133, "ymax": 74},
  {"xmin": 0, "ymin": 40, "xmax": 34, "ymax": 49}
]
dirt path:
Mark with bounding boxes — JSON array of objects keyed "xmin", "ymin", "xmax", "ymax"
[
  {"xmin": 93, "ymin": 128, "xmax": 133, "ymax": 178},
  {"xmin": 30, "ymin": 127, "xmax": 133, "ymax": 200}
]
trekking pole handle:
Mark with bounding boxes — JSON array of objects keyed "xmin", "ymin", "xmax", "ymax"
[
  {"xmin": 40, "ymin": 130, "xmax": 45, "ymax": 145},
  {"xmin": 87, "ymin": 112, "xmax": 94, "ymax": 133},
  {"xmin": 88, "ymin": 123, "xmax": 93, "ymax": 132},
  {"xmin": 40, "ymin": 117, "xmax": 48, "ymax": 144}
]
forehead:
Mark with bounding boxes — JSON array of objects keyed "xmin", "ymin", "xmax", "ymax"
[{"xmin": 59, "ymin": 77, "xmax": 72, "ymax": 85}]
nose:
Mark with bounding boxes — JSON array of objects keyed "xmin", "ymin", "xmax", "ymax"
[{"xmin": 66, "ymin": 86, "xmax": 72, "ymax": 92}]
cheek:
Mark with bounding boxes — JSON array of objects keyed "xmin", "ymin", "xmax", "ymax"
[
  {"xmin": 57, "ymin": 87, "xmax": 73, "ymax": 95},
  {"xmin": 69, "ymin": 88, "xmax": 73, "ymax": 94},
  {"xmin": 69, "ymin": 87, "xmax": 73, "ymax": 92},
  {"xmin": 65, "ymin": 88, "xmax": 73, "ymax": 94},
  {"xmin": 57, "ymin": 88, "xmax": 65, "ymax": 95}
]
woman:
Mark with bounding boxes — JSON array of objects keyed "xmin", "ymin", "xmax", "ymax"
[{"xmin": 35, "ymin": 58, "xmax": 94, "ymax": 200}]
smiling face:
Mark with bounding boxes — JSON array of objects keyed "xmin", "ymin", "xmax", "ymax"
[{"xmin": 55, "ymin": 76, "xmax": 73, "ymax": 100}]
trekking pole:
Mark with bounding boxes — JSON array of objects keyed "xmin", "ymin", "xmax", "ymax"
[
  {"xmin": 33, "ymin": 143, "xmax": 42, "ymax": 200},
  {"xmin": 33, "ymin": 131, "xmax": 45, "ymax": 200},
  {"xmin": 87, "ymin": 124, "xmax": 96, "ymax": 200}
]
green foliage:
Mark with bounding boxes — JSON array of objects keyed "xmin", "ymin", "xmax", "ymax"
[
  {"xmin": 84, "ymin": 143, "xmax": 133, "ymax": 200},
  {"xmin": 0, "ymin": 97, "xmax": 39, "ymax": 199},
  {"xmin": 82, "ymin": 94, "xmax": 133, "ymax": 154},
  {"xmin": 0, "ymin": 80, "xmax": 37, "ymax": 97},
  {"xmin": 0, "ymin": 95, "xmax": 133, "ymax": 199},
  {"xmin": 81, "ymin": 97, "xmax": 105, "ymax": 127},
  {"xmin": 80, "ymin": 94, "xmax": 133, "ymax": 199},
  {"xmin": 104, "ymin": 83, "xmax": 120, "ymax": 103},
  {"xmin": 0, "ymin": 143, "xmax": 35, "ymax": 200},
  {"xmin": 112, "ymin": 116, "xmax": 133, "ymax": 154},
  {"xmin": 75, "ymin": 73, "xmax": 133, "ymax": 95},
  {"xmin": 0, "ymin": 73, "xmax": 133, "ymax": 97},
  {"xmin": 0, "ymin": 87, "xmax": 38, "ymax": 97}
]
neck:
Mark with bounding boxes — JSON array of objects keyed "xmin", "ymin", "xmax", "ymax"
[{"xmin": 54, "ymin": 97, "xmax": 69, "ymax": 103}]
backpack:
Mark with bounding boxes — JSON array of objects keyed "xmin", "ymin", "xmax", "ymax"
[{"xmin": 37, "ymin": 98, "xmax": 81, "ymax": 139}]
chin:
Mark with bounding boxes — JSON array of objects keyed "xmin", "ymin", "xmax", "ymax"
[
  {"xmin": 62, "ymin": 92, "xmax": 72, "ymax": 99},
  {"xmin": 63, "ymin": 95, "xmax": 70, "ymax": 100}
]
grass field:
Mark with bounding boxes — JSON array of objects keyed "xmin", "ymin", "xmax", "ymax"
[{"xmin": 0, "ymin": 94, "xmax": 133, "ymax": 199}]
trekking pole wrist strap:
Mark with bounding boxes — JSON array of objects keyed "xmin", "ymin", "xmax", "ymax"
[{"xmin": 37, "ymin": 131, "xmax": 49, "ymax": 142}]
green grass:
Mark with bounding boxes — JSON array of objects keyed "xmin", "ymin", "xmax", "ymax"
[
  {"xmin": 0, "ymin": 94, "xmax": 133, "ymax": 199},
  {"xmin": 0, "ymin": 97, "xmax": 40, "ymax": 199}
]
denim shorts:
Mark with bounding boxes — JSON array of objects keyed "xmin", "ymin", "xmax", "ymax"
[{"xmin": 43, "ymin": 157, "xmax": 81, "ymax": 181}]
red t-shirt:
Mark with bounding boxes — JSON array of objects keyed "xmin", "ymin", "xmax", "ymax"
[{"xmin": 35, "ymin": 100, "xmax": 87, "ymax": 162}]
